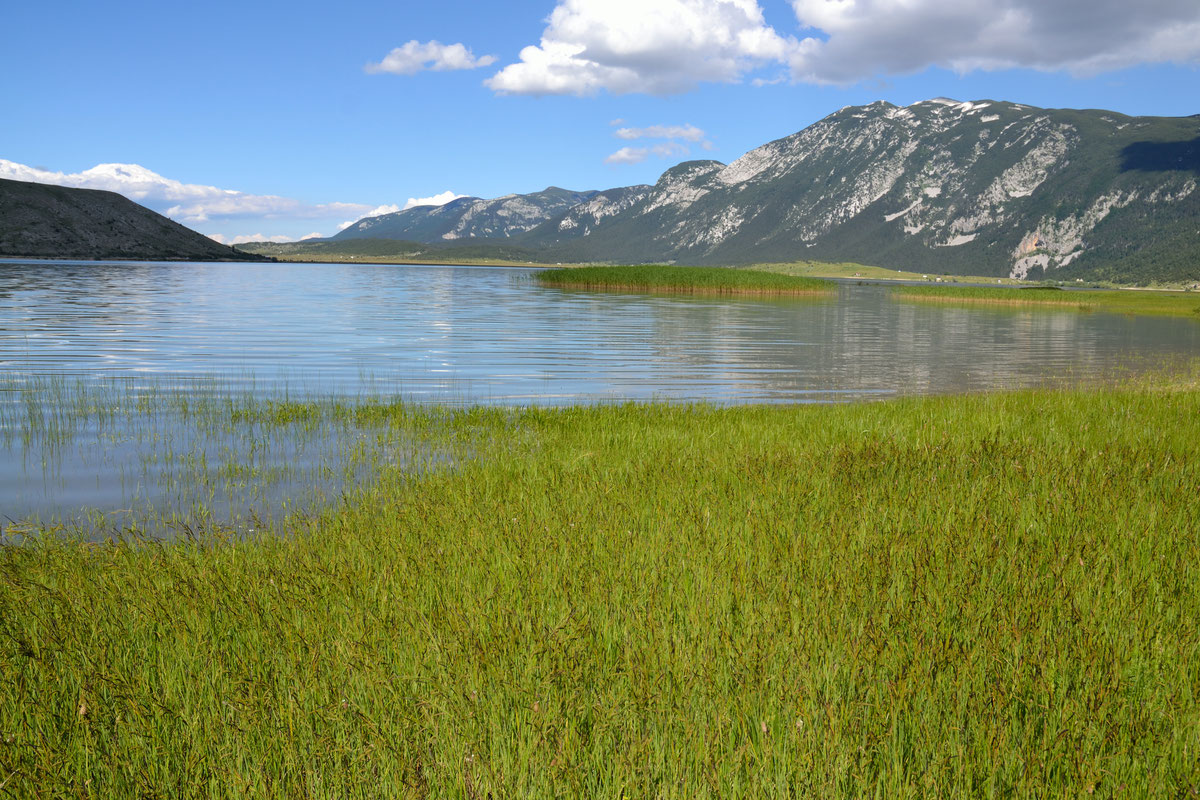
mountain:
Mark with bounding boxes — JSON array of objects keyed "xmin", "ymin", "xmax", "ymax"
[
  {"xmin": 322, "ymin": 100, "xmax": 1198, "ymax": 284},
  {"xmin": 334, "ymin": 186, "xmax": 600, "ymax": 242},
  {"xmin": 523, "ymin": 100, "xmax": 1199, "ymax": 282},
  {"xmin": 0, "ymin": 178, "xmax": 263, "ymax": 261}
]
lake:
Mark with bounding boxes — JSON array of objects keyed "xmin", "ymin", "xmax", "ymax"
[
  {"xmin": 2, "ymin": 259, "xmax": 1197, "ymax": 534},
  {"xmin": 3, "ymin": 260, "xmax": 1198, "ymax": 403}
]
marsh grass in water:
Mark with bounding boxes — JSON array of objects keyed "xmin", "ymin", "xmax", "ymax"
[
  {"xmin": 535, "ymin": 265, "xmax": 835, "ymax": 296},
  {"xmin": 0, "ymin": 376, "xmax": 456, "ymax": 540},
  {"xmin": 894, "ymin": 284, "xmax": 1200, "ymax": 318},
  {"xmin": 2, "ymin": 378, "xmax": 1200, "ymax": 796}
]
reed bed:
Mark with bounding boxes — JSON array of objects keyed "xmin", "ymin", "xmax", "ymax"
[
  {"xmin": 2, "ymin": 385, "xmax": 1199, "ymax": 797},
  {"xmin": 894, "ymin": 285, "xmax": 1200, "ymax": 318},
  {"xmin": 535, "ymin": 265, "xmax": 835, "ymax": 296}
]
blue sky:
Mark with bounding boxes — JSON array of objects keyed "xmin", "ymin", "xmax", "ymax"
[{"xmin": 2, "ymin": 0, "xmax": 1197, "ymax": 243}]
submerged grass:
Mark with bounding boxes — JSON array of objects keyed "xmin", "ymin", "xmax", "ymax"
[
  {"xmin": 2, "ymin": 384, "xmax": 1200, "ymax": 796},
  {"xmin": 894, "ymin": 284, "xmax": 1200, "ymax": 318},
  {"xmin": 0, "ymin": 376, "xmax": 461, "ymax": 539},
  {"xmin": 535, "ymin": 265, "xmax": 835, "ymax": 296}
]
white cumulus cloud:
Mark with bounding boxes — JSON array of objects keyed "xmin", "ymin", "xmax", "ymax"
[
  {"xmin": 335, "ymin": 192, "xmax": 466, "ymax": 232},
  {"xmin": 486, "ymin": 0, "xmax": 793, "ymax": 95},
  {"xmin": 336, "ymin": 203, "xmax": 404, "ymax": 231},
  {"xmin": 786, "ymin": 0, "xmax": 1200, "ymax": 84},
  {"xmin": 0, "ymin": 159, "xmax": 372, "ymax": 225},
  {"xmin": 485, "ymin": 0, "xmax": 1200, "ymax": 95},
  {"xmin": 367, "ymin": 40, "xmax": 497, "ymax": 75},
  {"xmin": 403, "ymin": 190, "xmax": 467, "ymax": 210},
  {"xmin": 360, "ymin": 203, "xmax": 403, "ymax": 218}
]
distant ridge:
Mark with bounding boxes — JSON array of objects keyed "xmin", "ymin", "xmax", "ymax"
[
  {"xmin": 0, "ymin": 178, "xmax": 265, "ymax": 261},
  {"xmin": 264, "ymin": 99, "xmax": 1200, "ymax": 284},
  {"xmin": 334, "ymin": 186, "xmax": 601, "ymax": 243}
]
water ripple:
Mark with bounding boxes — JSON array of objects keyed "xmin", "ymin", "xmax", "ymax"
[{"xmin": 1, "ymin": 259, "xmax": 1197, "ymax": 404}]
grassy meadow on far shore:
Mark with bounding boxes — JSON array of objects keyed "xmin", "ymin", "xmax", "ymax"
[
  {"xmin": 744, "ymin": 260, "xmax": 1030, "ymax": 285},
  {"xmin": 535, "ymin": 265, "xmax": 835, "ymax": 295},
  {"xmin": 894, "ymin": 284, "xmax": 1200, "ymax": 318},
  {"xmin": 2, "ymin": 374, "xmax": 1200, "ymax": 797}
]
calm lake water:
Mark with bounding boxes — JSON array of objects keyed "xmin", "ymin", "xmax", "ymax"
[
  {"xmin": 2, "ymin": 258, "xmax": 1197, "ymax": 534},
  {"xmin": 3, "ymin": 259, "xmax": 1198, "ymax": 403}
]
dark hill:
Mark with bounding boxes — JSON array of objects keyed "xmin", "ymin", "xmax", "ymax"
[{"xmin": 0, "ymin": 178, "xmax": 265, "ymax": 261}]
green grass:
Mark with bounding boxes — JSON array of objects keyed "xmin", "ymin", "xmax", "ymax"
[
  {"xmin": 746, "ymin": 260, "xmax": 1029, "ymax": 285},
  {"xmin": 3, "ymin": 380, "xmax": 1200, "ymax": 796},
  {"xmin": 535, "ymin": 265, "xmax": 835, "ymax": 295},
  {"xmin": 894, "ymin": 285, "xmax": 1200, "ymax": 318}
]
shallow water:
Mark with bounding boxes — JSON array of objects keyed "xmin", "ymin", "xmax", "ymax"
[
  {"xmin": 1, "ymin": 259, "xmax": 1197, "ymax": 532},
  {"xmin": 0, "ymin": 382, "xmax": 425, "ymax": 538}
]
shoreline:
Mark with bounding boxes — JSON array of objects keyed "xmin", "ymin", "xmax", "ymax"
[
  {"xmin": 5, "ymin": 252, "xmax": 1198, "ymax": 292},
  {"xmin": 892, "ymin": 284, "xmax": 1200, "ymax": 318}
]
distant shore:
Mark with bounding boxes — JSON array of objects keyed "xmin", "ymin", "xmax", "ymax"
[
  {"xmin": 893, "ymin": 284, "xmax": 1200, "ymax": 318},
  {"xmin": 7, "ymin": 251, "xmax": 1199, "ymax": 294}
]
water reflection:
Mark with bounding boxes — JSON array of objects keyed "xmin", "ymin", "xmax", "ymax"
[
  {"xmin": 2, "ymin": 260, "xmax": 1198, "ymax": 403},
  {"xmin": 1, "ymin": 260, "xmax": 1198, "ymax": 403}
]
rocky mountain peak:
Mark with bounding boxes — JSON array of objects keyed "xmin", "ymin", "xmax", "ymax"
[{"xmin": 336, "ymin": 99, "xmax": 1200, "ymax": 283}]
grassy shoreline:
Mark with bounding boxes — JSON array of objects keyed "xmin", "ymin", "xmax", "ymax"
[
  {"xmin": 535, "ymin": 265, "xmax": 835, "ymax": 295},
  {"xmin": 894, "ymin": 284, "xmax": 1200, "ymax": 318},
  {"xmin": 745, "ymin": 259, "xmax": 1030, "ymax": 285},
  {"xmin": 251, "ymin": 254, "xmax": 551, "ymax": 268},
  {"xmin": 2, "ymin": 380, "xmax": 1199, "ymax": 796}
]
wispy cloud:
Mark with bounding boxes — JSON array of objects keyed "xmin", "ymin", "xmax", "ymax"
[
  {"xmin": 604, "ymin": 147, "xmax": 650, "ymax": 165},
  {"xmin": 208, "ymin": 233, "xmax": 294, "ymax": 245},
  {"xmin": 651, "ymin": 142, "xmax": 690, "ymax": 158},
  {"xmin": 367, "ymin": 40, "xmax": 497, "ymax": 75},
  {"xmin": 605, "ymin": 122, "xmax": 707, "ymax": 165},
  {"xmin": 614, "ymin": 124, "xmax": 706, "ymax": 142}
]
